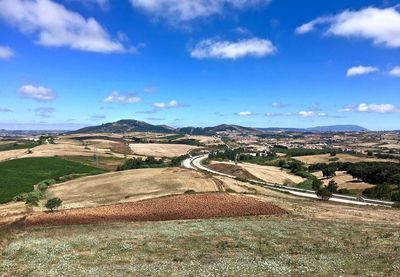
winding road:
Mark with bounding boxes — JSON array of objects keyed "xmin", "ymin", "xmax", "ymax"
[{"xmin": 182, "ymin": 154, "xmax": 394, "ymax": 207}]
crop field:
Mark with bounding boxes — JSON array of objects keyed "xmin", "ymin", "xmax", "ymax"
[
  {"xmin": 293, "ymin": 153, "xmax": 386, "ymax": 164},
  {"xmin": 1, "ymin": 217, "xmax": 399, "ymax": 276},
  {"xmin": 41, "ymin": 168, "xmax": 219, "ymax": 210},
  {"xmin": 312, "ymin": 171, "xmax": 375, "ymax": 191},
  {"xmin": 0, "ymin": 157, "xmax": 104, "ymax": 204},
  {"xmin": 129, "ymin": 143, "xmax": 198, "ymax": 157},
  {"xmin": 237, "ymin": 162, "xmax": 305, "ymax": 185}
]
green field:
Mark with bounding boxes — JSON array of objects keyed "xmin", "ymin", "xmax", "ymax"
[
  {"xmin": 0, "ymin": 142, "xmax": 39, "ymax": 152},
  {"xmin": 1, "ymin": 217, "xmax": 399, "ymax": 276},
  {"xmin": 0, "ymin": 157, "xmax": 105, "ymax": 203},
  {"xmin": 158, "ymin": 134, "xmax": 185, "ymax": 140}
]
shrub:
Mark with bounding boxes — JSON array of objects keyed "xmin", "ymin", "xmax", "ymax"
[
  {"xmin": 322, "ymin": 167, "xmax": 336, "ymax": 178},
  {"xmin": 317, "ymin": 187, "xmax": 333, "ymax": 201},
  {"xmin": 45, "ymin": 197, "xmax": 62, "ymax": 212},
  {"xmin": 25, "ymin": 192, "xmax": 41, "ymax": 206},
  {"xmin": 327, "ymin": 180, "xmax": 338, "ymax": 193},
  {"xmin": 37, "ymin": 183, "xmax": 48, "ymax": 191}
]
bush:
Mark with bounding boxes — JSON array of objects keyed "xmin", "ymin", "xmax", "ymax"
[
  {"xmin": 317, "ymin": 187, "xmax": 333, "ymax": 201},
  {"xmin": 311, "ymin": 177, "xmax": 323, "ymax": 191},
  {"xmin": 25, "ymin": 192, "xmax": 41, "ymax": 206},
  {"xmin": 327, "ymin": 180, "xmax": 338, "ymax": 193},
  {"xmin": 37, "ymin": 183, "xmax": 48, "ymax": 191},
  {"xmin": 45, "ymin": 197, "xmax": 62, "ymax": 212},
  {"xmin": 322, "ymin": 167, "xmax": 336, "ymax": 178}
]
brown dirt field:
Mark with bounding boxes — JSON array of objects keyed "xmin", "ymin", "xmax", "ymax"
[
  {"xmin": 25, "ymin": 193, "xmax": 287, "ymax": 226},
  {"xmin": 207, "ymin": 162, "xmax": 260, "ymax": 181},
  {"xmin": 312, "ymin": 171, "xmax": 375, "ymax": 190},
  {"xmin": 237, "ymin": 163, "xmax": 304, "ymax": 185},
  {"xmin": 129, "ymin": 143, "xmax": 198, "ymax": 157},
  {"xmin": 294, "ymin": 153, "xmax": 387, "ymax": 164},
  {"xmin": 42, "ymin": 168, "xmax": 219, "ymax": 210}
]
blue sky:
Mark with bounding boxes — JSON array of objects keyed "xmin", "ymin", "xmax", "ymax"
[{"xmin": 0, "ymin": 0, "xmax": 399, "ymax": 130}]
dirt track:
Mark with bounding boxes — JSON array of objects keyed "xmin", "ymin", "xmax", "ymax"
[{"xmin": 26, "ymin": 193, "xmax": 286, "ymax": 226}]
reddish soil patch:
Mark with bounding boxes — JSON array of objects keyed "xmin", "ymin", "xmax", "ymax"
[{"xmin": 26, "ymin": 193, "xmax": 286, "ymax": 226}]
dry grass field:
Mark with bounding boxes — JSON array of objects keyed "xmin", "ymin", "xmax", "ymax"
[
  {"xmin": 239, "ymin": 162, "xmax": 305, "ymax": 185},
  {"xmin": 312, "ymin": 171, "xmax": 375, "ymax": 190},
  {"xmin": 41, "ymin": 168, "xmax": 219, "ymax": 210},
  {"xmin": 129, "ymin": 143, "xmax": 198, "ymax": 157},
  {"xmin": 294, "ymin": 153, "xmax": 386, "ymax": 164}
]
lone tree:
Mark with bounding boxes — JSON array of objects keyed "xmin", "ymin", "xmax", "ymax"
[
  {"xmin": 311, "ymin": 177, "xmax": 323, "ymax": 191},
  {"xmin": 327, "ymin": 179, "xmax": 339, "ymax": 193},
  {"xmin": 322, "ymin": 167, "xmax": 336, "ymax": 178},
  {"xmin": 317, "ymin": 187, "xmax": 333, "ymax": 201},
  {"xmin": 45, "ymin": 198, "xmax": 62, "ymax": 212}
]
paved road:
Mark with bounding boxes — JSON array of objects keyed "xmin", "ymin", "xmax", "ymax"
[{"xmin": 182, "ymin": 154, "xmax": 394, "ymax": 207}]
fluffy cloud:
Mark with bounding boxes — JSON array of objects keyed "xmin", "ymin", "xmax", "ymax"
[
  {"xmin": 19, "ymin": 85, "xmax": 56, "ymax": 101},
  {"xmin": 236, "ymin": 111, "xmax": 252, "ymax": 116},
  {"xmin": 191, "ymin": 38, "xmax": 276, "ymax": 60},
  {"xmin": 296, "ymin": 6, "xmax": 400, "ymax": 48},
  {"xmin": 152, "ymin": 100, "xmax": 180, "ymax": 109},
  {"xmin": 130, "ymin": 0, "xmax": 270, "ymax": 22},
  {"xmin": 338, "ymin": 104, "xmax": 399, "ymax": 113},
  {"xmin": 0, "ymin": 46, "xmax": 14, "ymax": 60},
  {"xmin": 0, "ymin": 0, "xmax": 127, "ymax": 53},
  {"xmin": 103, "ymin": 91, "xmax": 141, "ymax": 104},
  {"xmin": 346, "ymin": 65, "xmax": 379, "ymax": 77},
  {"xmin": 389, "ymin": 66, "xmax": 400, "ymax": 77},
  {"xmin": 34, "ymin": 107, "xmax": 55, "ymax": 118}
]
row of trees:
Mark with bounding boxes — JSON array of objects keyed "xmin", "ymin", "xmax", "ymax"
[{"xmin": 117, "ymin": 154, "xmax": 190, "ymax": 171}]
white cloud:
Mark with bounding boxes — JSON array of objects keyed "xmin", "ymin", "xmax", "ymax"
[
  {"xmin": 191, "ymin": 38, "xmax": 276, "ymax": 60},
  {"xmin": 236, "ymin": 111, "xmax": 252, "ymax": 116},
  {"xmin": 130, "ymin": 0, "xmax": 270, "ymax": 22},
  {"xmin": 298, "ymin": 111, "xmax": 327, "ymax": 118},
  {"xmin": 103, "ymin": 91, "xmax": 141, "ymax": 104},
  {"xmin": 0, "ymin": 0, "xmax": 127, "ymax": 53},
  {"xmin": 389, "ymin": 66, "xmax": 400, "ymax": 77},
  {"xmin": 346, "ymin": 65, "xmax": 379, "ymax": 77},
  {"xmin": 0, "ymin": 46, "xmax": 14, "ymax": 60},
  {"xmin": 152, "ymin": 100, "xmax": 181, "ymax": 109},
  {"xmin": 296, "ymin": 6, "xmax": 400, "ymax": 48},
  {"xmin": 19, "ymin": 85, "xmax": 56, "ymax": 101},
  {"xmin": 271, "ymin": 102, "xmax": 288, "ymax": 108},
  {"xmin": 338, "ymin": 103, "xmax": 399, "ymax": 113}
]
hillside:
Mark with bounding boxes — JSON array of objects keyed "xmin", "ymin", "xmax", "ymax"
[
  {"xmin": 72, "ymin": 120, "xmax": 173, "ymax": 134},
  {"xmin": 259, "ymin": 125, "xmax": 368, "ymax": 133}
]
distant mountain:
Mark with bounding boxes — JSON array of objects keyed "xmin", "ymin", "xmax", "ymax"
[
  {"xmin": 306, "ymin": 125, "xmax": 369, "ymax": 132},
  {"xmin": 259, "ymin": 125, "xmax": 368, "ymax": 133},
  {"xmin": 73, "ymin": 120, "xmax": 369, "ymax": 135},
  {"xmin": 72, "ymin": 119, "xmax": 174, "ymax": 134},
  {"xmin": 178, "ymin": 124, "xmax": 262, "ymax": 135}
]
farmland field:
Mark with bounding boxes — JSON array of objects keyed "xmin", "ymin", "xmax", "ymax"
[
  {"xmin": 0, "ymin": 157, "xmax": 104, "ymax": 204},
  {"xmin": 42, "ymin": 168, "xmax": 219, "ymax": 210},
  {"xmin": 129, "ymin": 143, "xmax": 198, "ymax": 157},
  {"xmin": 293, "ymin": 153, "xmax": 387, "ymax": 164},
  {"xmin": 0, "ymin": 142, "xmax": 39, "ymax": 152}
]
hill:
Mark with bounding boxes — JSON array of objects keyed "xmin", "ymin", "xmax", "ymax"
[{"xmin": 71, "ymin": 119, "xmax": 174, "ymax": 134}]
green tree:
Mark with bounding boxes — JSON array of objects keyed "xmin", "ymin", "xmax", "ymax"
[
  {"xmin": 322, "ymin": 167, "xmax": 336, "ymax": 178},
  {"xmin": 45, "ymin": 198, "xmax": 62, "ymax": 212},
  {"xmin": 311, "ymin": 177, "xmax": 323, "ymax": 191},
  {"xmin": 25, "ymin": 193, "xmax": 40, "ymax": 207},
  {"xmin": 327, "ymin": 179, "xmax": 338, "ymax": 193},
  {"xmin": 317, "ymin": 187, "xmax": 333, "ymax": 201}
]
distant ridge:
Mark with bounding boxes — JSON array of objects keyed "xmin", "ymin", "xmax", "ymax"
[{"xmin": 72, "ymin": 120, "xmax": 369, "ymax": 134}]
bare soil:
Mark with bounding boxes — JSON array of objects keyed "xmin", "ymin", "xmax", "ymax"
[
  {"xmin": 25, "ymin": 193, "xmax": 286, "ymax": 226},
  {"xmin": 207, "ymin": 162, "xmax": 260, "ymax": 180}
]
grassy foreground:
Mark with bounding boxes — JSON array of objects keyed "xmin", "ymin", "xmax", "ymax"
[
  {"xmin": 0, "ymin": 157, "xmax": 105, "ymax": 203},
  {"xmin": 1, "ymin": 217, "xmax": 399, "ymax": 276}
]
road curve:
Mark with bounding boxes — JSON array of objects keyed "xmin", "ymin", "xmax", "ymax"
[{"xmin": 182, "ymin": 154, "xmax": 394, "ymax": 207}]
